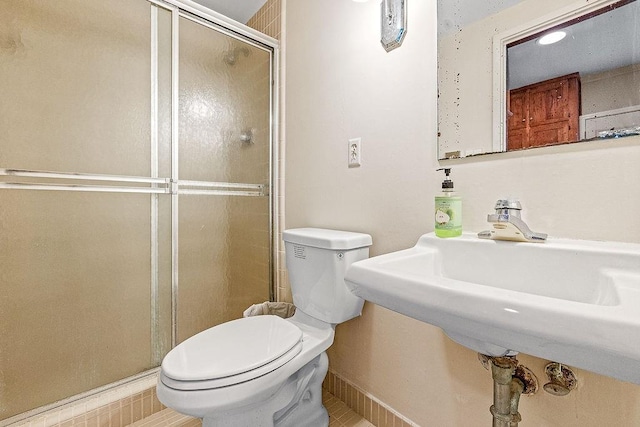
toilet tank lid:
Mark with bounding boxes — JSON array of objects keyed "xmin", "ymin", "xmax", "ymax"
[{"xmin": 283, "ymin": 228, "xmax": 372, "ymax": 250}]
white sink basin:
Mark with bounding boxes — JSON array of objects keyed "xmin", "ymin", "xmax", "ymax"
[{"xmin": 345, "ymin": 232, "xmax": 640, "ymax": 384}]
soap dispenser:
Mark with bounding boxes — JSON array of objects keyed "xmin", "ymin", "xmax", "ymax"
[{"xmin": 435, "ymin": 168, "xmax": 462, "ymax": 238}]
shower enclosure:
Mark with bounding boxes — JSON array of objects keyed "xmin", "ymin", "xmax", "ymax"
[{"xmin": 0, "ymin": 0, "xmax": 277, "ymax": 421}]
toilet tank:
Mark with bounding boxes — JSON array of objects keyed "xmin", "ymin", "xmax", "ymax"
[{"xmin": 283, "ymin": 228, "xmax": 372, "ymax": 324}]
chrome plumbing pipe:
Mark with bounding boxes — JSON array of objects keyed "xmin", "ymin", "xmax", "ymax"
[
  {"xmin": 489, "ymin": 357, "xmax": 523, "ymax": 427},
  {"xmin": 509, "ymin": 378, "xmax": 525, "ymax": 427}
]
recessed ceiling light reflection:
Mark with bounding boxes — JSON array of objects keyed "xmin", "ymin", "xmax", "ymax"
[
  {"xmin": 504, "ymin": 308, "xmax": 520, "ymax": 314},
  {"xmin": 538, "ymin": 31, "xmax": 567, "ymax": 45}
]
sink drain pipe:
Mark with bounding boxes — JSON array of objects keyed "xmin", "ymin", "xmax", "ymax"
[{"xmin": 489, "ymin": 356, "xmax": 525, "ymax": 427}]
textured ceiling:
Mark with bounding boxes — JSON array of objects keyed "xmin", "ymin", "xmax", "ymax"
[
  {"xmin": 438, "ymin": 0, "xmax": 640, "ymax": 90},
  {"xmin": 508, "ymin": 1, "xmax": 640, "ymax": 88},
  {"xmin": 191, "ymin": 0, "xmax": 267, "ymax": 23}
]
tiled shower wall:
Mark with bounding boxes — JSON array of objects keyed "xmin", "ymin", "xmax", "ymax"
[{"xmin": 246, "ymin": 0, "xmax": 281, "ymax": 40}]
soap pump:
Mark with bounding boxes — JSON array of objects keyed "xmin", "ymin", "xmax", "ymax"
[{"xmin": 435, "ymin": 168, "xmax": 462, "ymax": 238}]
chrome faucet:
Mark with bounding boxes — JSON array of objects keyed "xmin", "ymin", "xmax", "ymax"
[{"xmin": 477, "ymin": 199, "xmax": 547, "ymax": 242}]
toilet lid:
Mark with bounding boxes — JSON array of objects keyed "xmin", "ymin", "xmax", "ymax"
[{"xmin": 162, "ymin": 315, "xmax": 303, "ymax": 382}]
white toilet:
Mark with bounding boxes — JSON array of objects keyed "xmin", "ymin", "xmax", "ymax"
[{"xmin": 156, "ymin": 228, "xmax": 372, "ymax": 427}]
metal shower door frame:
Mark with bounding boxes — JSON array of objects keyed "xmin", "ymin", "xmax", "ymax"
[{"xmin": 152, "ymin": 0, "xmax": 280, "ymax": 350}]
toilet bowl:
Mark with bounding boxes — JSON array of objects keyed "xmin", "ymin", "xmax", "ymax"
[{"xmin": 157, "ymin": 228, "xmax": 372, "ymax": 427}]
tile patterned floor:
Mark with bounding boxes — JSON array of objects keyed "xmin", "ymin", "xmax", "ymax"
[
  {"xmin": 128, "ymin": 409, "xmax": 201, "ymax": 427},
  {"xmin": 128, "ymin": 390, "xmax": 372, "ymax": 427},
  {"xmin": 324, "ymin": 390, "xmax": 374, "ymax": 427}
]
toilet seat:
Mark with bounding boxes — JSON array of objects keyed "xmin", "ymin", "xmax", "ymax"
[{"xmin": 161, "ymin": 315, "xmax": 303, "ymax": 391}]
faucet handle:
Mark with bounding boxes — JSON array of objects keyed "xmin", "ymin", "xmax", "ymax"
[{"xmin": 495, "ymin": 199, "xmax": 522, "ymax": 210}]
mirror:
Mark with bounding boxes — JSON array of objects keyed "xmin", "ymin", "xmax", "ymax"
[{"xmin": 437, "ymin": 0, "xmax": 640, "ymax": 159}]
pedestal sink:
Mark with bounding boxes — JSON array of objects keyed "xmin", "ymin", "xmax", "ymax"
[{"xmin": 344, "ymin": 232, "xmax": 640, "ymax": 384}]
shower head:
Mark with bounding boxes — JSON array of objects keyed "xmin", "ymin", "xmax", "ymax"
[{"xmin": 223, "ymin": 46, "xmax": 250, "ymax": 66}]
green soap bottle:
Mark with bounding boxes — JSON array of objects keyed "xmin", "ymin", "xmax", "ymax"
[{"xmin": 435, "ymin": 168, "xmax": 462, "ymax": 238}]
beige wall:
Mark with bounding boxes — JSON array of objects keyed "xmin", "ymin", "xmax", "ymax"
[
  {"xmin": 284, "ymin": 0, "xmax": 640, "ymax": 425},
  {"xmin": 582, "ymin": 63, "xmax": 640, "ymax": 115}
]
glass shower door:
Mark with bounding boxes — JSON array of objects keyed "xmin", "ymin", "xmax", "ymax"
[
  {"xmin": 176, "ymin": 15, "xmax": 272, "ymax": 343},
  {"xmin": 0, "ymin": 1, "xmax": 274, "ymax": 420},
  {"xmin": 0, "ymin": 0, "xmax": 173, "ymax": 418}
]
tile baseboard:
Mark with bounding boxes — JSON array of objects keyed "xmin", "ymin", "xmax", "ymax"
[
  {"xmin": 323, "ymin": 370, "xmax": 419, "ymax": 427},
  {"xmin": 5, "ymin": 374, "xmax": 163, "ymax": 427}
]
